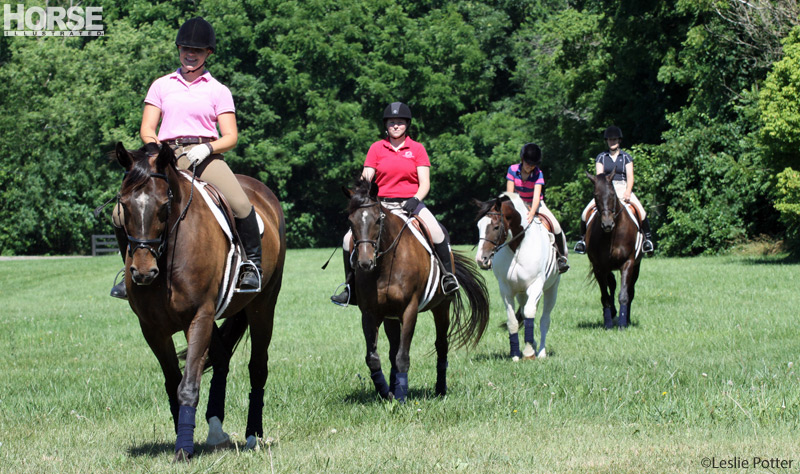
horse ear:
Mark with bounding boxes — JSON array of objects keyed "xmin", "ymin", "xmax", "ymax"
[
  {"xmin": 155, "ymin": 143, "xmax": 174, "ymax": 171},
  {"xmin": 342, "ymin": 186, "xmax": 354, "ymax": 199},
  {"xmin": 115, "ymin": 142, "xmax": 133, "ymax": 170},
  {"xmin": 368, "ymin": 181, "xmax": 379, "ymax": 200},
  {"xmin": 607, "ymin": 169, "xmax": 616, "ymax": 182},
  {"xmin": 586, "ymin": 170, "xmax": 596, "ymax": 184}
]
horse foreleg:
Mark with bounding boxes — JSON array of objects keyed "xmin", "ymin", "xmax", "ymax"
[
  {"xmin": 140, "ymin": 325, "xmax": 182, "ymax": 433},
  {"xmin": 174, "ymin": 312, "xmax": 215, "ymax": 461},
  {"xmin": 537, "ymin": 279, "xmax": 559, "ymax": 358},
  {"xmin": 522, "ymin": 279, "xmax": 545, "ymax": 360},
  {"xmin": 617, "ymin": 260, "xmax": 638, "ymax": 329},
  {"xmin": 384, "ymin": 318, "xmax": 401, "ymax": 396},
  {"xmin": 392, "ymin": 305, "xmax": 419, "ymax": 403},
  {"xmin": 432, "ymin": 304, "xmax": 451, "ymax": 396},
  {"xmin": 362, "ymin": 312, "xmax": 390, "ymax": 399},
  {"xmin": 205, "ymin": 322, "xmax": 232, "ymax": 450},
  {"xmin": 595, "ymin": 270, "xmax": 615, "ymax": 329}
]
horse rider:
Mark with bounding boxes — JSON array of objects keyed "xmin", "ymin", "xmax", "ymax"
[
  {"xmin": 110, "ymin": 17, "xmax": 261, "ymax": 299},
  {"xmin": 573, "ymin": 125, "xmax": 654, "ymax": 254},
  {"xmin": 331, "ymin": 102, "xmax": 460, "ymax": 306}
]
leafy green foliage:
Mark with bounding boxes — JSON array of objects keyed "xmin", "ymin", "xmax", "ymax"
[{"xmin": 0, "ymin": 0, "xmax": 792, "ymax": 253}]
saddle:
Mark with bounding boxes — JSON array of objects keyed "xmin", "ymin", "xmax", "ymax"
[
  {"xmin": 177, "ymin": 170, "xmax": 264, "ymax": 318},
  {"xmin": 584, "ymin": 202, "xmax": 642, "ymax": 227}
]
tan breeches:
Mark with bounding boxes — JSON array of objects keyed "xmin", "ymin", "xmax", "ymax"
[
  {"xmin": 536, "ymin": 202, "xmax": 562, "ymax": 235},
  {"xmin": 581, "ymin": 181, "xmax": 646, "ymax": 222}
]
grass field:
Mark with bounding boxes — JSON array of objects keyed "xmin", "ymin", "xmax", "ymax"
[{"xmin": 1, "ymin": 248, "xmax": 799, "ymax": 473}]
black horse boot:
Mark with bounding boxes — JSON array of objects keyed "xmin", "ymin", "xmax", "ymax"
[
  {"xmin": 573, "ymin": 220, "xmax": 587, "ymax": 254},
  {"xmin": 235, "ymin": 207, "xmax": 262, "ymax": 291},
  {"xmin": 641, "ymin": 217, "xmax": 654, "ymax": 254},
  {"xmin": 331, "ymin": 249, "xmax": 357, "ymax": 306},
  {"xmin": 554, "ymin": 231, "xmax": 569, "ymax": 274},
  {"xmin": 434, "ymin": 241, "xmax": 459, "ymax": 295},
  {"xmin": 110, "ymin": 225, "xmax": 128, "ymax": 300}
]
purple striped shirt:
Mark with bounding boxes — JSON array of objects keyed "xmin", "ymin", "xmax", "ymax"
[{"xmin": 506, "ymin": 164, "xmax": 545, "ymax": 204}]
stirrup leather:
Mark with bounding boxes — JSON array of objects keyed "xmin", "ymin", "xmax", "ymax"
[{"xmin": 234, "ymin": 260, "xmax": 261, "ymax": 293}]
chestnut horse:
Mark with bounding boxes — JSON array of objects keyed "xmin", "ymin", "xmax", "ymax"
[
  {"xmin": 474, "ymin": 193, "xmax": 560, "ymax": 360},
  {"xmin": 584, "ymin": 171, "xmax": 642, "ymax": 329},
  {"xmin": 344, "ymin": 178, "xmax": 490, "ymax": 402},
  {"xmin": 114, "ymin": 143, "xmax": 285, "ymax": 461}
]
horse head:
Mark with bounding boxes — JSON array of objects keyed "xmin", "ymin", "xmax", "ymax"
[
  {"xmin": 343, "ymin": 177, "xmax": 383, "ymax": 273},
  {"xmin": 115, "ymin": 142, "xmax": 177, "ymax": 286},
  {"xmin": 473, "ymin": 194, "xmax": 514, "ymax": 270},
  {"xmin": 587, "ymin": 170, "xmax": 619, "ymax": 233}
]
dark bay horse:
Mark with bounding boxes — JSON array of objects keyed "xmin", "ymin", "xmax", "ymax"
[
  {"xmin": 584, "ymin": 171, "xmax": 642, "ymax": 329},
  {"xmin": 114, "ymin": 143, "xmax": 285, "ymax": 461},
  {"xmin": 344, "ymin": 178, "xmax": 490, "ymax": 402}
]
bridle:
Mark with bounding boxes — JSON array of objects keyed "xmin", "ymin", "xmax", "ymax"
[
  {"xmin": 351, "ymin": 200, "xmax": 414, "ymax": 267},
  {"xmin": 119, "ymin": 172, "xmax": 173, "ymax": 260},
  {"xmin": 479, "ymin": 209, "xmax": 531, "ymax": 261}
]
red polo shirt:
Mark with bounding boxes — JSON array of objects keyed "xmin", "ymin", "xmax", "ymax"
[{"xmin": 364, "ymin": 137, "xmax": 431, "ymax": 198}]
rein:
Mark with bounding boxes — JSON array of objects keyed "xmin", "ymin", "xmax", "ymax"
[{"xmin": 481, "ymin": 211, "xmax": 533, "ymax": 261}]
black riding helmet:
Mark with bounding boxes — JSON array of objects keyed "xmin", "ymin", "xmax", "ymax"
[
  {"xmin": 603, "ymin": 125, "xmax": 623, "ymax": 139},
  {"xmin": 176, "ymin": 17, "xmax": 216, "ymax": 52},
  {"xmin": 383, "ymin": 102, "xmax": 413, "ymax": 130},
  {"xmin": 520, "ymin": 143, "xmax": 542, "ymax": 166}
]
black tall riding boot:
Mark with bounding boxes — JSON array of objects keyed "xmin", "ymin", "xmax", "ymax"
[
  {"xmin": 235, "ymin": 207, "xmax": 263, "ymax": 291},
  {"xmin": 573, "ymin": 220, "xmax": 587, "ymax": 254},
  {"xmin": 331, "ymin": 249, "xmax": 357, "ymax": 306},
  {"xmin": 110, "ymin": 225, "xmax": 128, "ymax": 299},
  {"xmin": 641, "ymin": 217, "xmax": 654, "ymax": 254},
  {"xmin": 554, "ymin": 231, "xmax": 570, "ymax": 273},
  {"xmin": 434, "ymin": 241, "xmax": 459, "ymax": 295}
]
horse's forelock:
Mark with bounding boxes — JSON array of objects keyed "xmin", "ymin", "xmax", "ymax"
[
  {"xmin": 122, "ymin": 148, "xmax": 156, "ymax": 193},
  {"xmin": 348, "ymin": 178, "xmax": 376, "ymax": 214}
]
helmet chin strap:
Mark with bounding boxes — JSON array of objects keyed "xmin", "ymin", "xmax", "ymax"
[{"xmin": 182, "ymin": 60, "xmax": 206, "ymax": 75}]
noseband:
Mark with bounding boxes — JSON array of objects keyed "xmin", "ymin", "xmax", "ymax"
[{"xmin": 121, "ymin": 172, "xmax": 173, "ymax": 260}]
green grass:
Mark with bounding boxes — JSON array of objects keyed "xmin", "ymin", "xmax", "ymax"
[{"xmin": 1, "ymin": 249, "xmax": 799, "ymax": 473}]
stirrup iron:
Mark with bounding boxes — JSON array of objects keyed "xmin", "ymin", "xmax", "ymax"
[{"xmin": 234, "ymin": 260, "xmax": 261, "ymax": 293}]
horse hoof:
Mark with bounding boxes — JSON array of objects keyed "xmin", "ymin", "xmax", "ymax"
[
  {"xmin": 245, "ymin": 435, "xmax": 259, "ymax": 450},
  {"xmin": 172, "ymin": 449, "xmax": 192, "ymax": 463},
  {"xmin": 206, "ymin": 416, "xmax": 230, "ymax": 449},
  {"xmin": 511, "ymin": 356, "xmax": 520, "ymax": 362},
  {"xmin": 523, "ymin": 354, "xmax": 536, "ymax": 360}
]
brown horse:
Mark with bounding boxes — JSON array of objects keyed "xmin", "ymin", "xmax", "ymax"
[
  {"xmin": 584, "ymin": 171, "xmax": 642, "ymax": 329},
  {"xmin": 114, "ymin": 143, "xmax": 285, "ymax": 461},
  {"xmin": 344, "ymin": 178, "xmax": 490, "ymax": 402}
]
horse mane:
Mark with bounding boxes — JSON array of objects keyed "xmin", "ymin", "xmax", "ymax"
[
  {"xmin": 500, "ymin": 192, "xmax": 528, "ymax": 216},
  {"xmin": 348, "ymin": 177, "xmax": 378, "ymax": 214},
  {"xmin": 122, "ymin": 143, "xmax": 172, "ymax": 193}
]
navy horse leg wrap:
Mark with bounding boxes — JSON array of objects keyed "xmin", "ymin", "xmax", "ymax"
[
  {"xmin": 618, "ymin": 304, "xmax": 630, "ymax": 328},
  {"xmin": 524, "ymin": 318, "xmax": 535, "ymax": 344},
  {"xmin": 435, "ymin": 360, "xmax": 448, "ymax": 395},
  {"xmin": 205, "ymin": 367, "xmax": 229, "ymax": 423},
  {"xmin": 175, "ymin": 405, "xmax": 196, "ymax": 455},
  {"xmin": 603, "ymin": 307, "xmax": 614, "ymax": 329},
  {"xmin": 245, "ymin": 388, "xmax": 265, "ymax": 439},
  {"xmin": 370, "ymin": 370, "xmax": 391, "ymax": 399},
  {"xmin": 393, "ymin": 372, "xmax": 409, "ymax": 403},
  {"xmin": 509, "ymin": 333, "xmax": 521, "ymax": 358}
]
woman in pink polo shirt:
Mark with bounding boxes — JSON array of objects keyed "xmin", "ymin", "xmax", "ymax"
[
  {"xmin": 110, "ymin": 17, "xmax": 261, "ymax": 299},
  {"xmin": 331, "ymin": 102, "xmax": 459, "ymax": 306}
]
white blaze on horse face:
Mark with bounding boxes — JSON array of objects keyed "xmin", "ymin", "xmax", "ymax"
[
  {"xmin": 475, "ymin": 215, "xmax": 491, "ymax": 263},
  {"xmin": 133, "ymin": 192, "xmax": 152, "ymax": 232},
  {"xmin": 361, "ymin": 209, "xmax": 369, "ymax": 225}
]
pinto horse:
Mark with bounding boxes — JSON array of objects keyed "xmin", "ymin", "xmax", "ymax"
[
  {"xmin": 474, "ymin": 193, "xmax": 560, "ymax": 360},
  {"xmin": 584, "ymin": 171, "xmax": 642, "ymax": 329},
  {"xmin": 344, "ymin": 178, "xmax": 490, "ymax": 402},
  {"xmin": 114, "ymin": 143, "xmax": 285, "ymax": 461}
]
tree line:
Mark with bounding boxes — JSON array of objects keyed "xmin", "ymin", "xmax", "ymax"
[{"xmin": 1, "ymin": 0, "xmax": 799, "ymax": 255}]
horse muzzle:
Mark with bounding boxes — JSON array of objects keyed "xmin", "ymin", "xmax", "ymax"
[
  {"xmin": 130, "ymin": 265, "xmax": 159, "ymax": 285},
  {"xmin": 477, "ymin": 256, "xmax": 492, "ymax": 270},
  {"xmin": 600, "ymin": 217, "xmax": 615, "ymax": 233},
  {"xmin": 357, "ymin": 259, "xmax": 376, "ymax": 273}
]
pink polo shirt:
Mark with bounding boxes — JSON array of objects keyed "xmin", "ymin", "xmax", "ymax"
[
  {"xmin": 364, "ymin": 137, "xmax": 431, "ymax": 198},
  {"xmin": 143, "ymin": 69, "xmax": 235, "ymax": 141}
]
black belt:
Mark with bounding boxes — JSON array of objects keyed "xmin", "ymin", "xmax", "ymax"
[
  {"xmin": 164, "ymin": 137, "xmax": 214, "ymax": 146},
  {"xmin": 379, "ymin": 197, "xmax": 410, "ymax": 203}
]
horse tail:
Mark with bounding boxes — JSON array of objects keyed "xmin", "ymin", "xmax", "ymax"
[
  {"xmin": 178, "ymin": 313, "xmax": 250, "ymax": 372},
  {"xmin": 448, "ymin": 251, "xmax": 491, "ymax": 349}
]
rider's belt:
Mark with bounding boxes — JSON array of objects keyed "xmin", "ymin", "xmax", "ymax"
[
  {"xmin": 164, "ymin": 137, "xmax": 214, "ymax": 146},
  {"xmin": 379, "ymin": 197, "xmax": 409, "ymax": 203}
]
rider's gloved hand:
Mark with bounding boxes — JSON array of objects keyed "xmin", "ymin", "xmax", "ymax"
[
  {"xmin": 187, "ymin": 143, "xmax": 213, "ymax": 166},
  {"xmin": 402, "ymin": 197, "xmax": 420, "ymax": 214}
]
